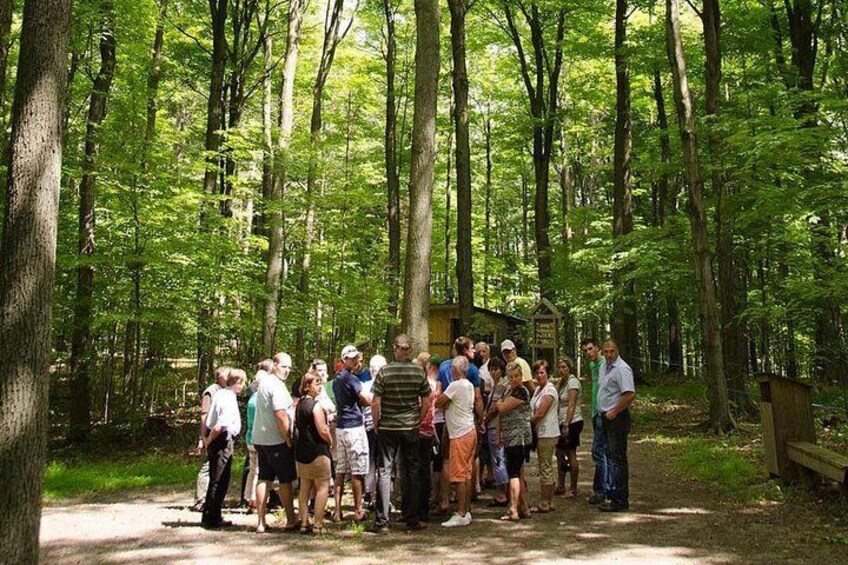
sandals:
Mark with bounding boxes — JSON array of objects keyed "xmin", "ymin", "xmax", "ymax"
[
  {"xmin": 530, "ymin": 504, "xmax": 553, "ymax": 513},
  {"xmin": 564, "ymin": 492, "xmax": 578, "ymax": 499},
  {"xmin": 499, "ymin": 513, "xmax": 520, "ymax": 522},
  {"xmin": 518, "ymin": 509, "xmax": 532, "ymax": 519},
  {"xmin": 299, "ymin": 525, "xmax": 312, "ymax": 535},
  {"xmin": 312, "ymin": 525, "xmax": 329, "ymax": 536}
]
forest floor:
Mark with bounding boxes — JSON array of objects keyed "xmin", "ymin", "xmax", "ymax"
[{"xmin": 40, "ymin": 419, "xmax": 848, "ymax": 564}]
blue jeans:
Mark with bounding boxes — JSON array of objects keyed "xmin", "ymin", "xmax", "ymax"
[
  {"xmin": 486, "ymin": 428, "xmax": 508, "ymax": 486},
  {"xmin": 591, "ymin": 413, "xmax": 612, "ymax": 497},
  {"xmin": 602, "ymin": 409, "xmax": 631, "ymax": 507}
]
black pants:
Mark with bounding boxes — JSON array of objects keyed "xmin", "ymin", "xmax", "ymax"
[
  {"xmin": 602, "ymin": 409, "xmax": 631, "ymax": 507},
  {"xmin": 202, "ymin": 435, "xmax": 234, "ymax": 526},
  {"xmin": 416, "ymin": 436, "xmax": 434, "ymax": 519},
  {"xmin": 375, "ymin": 429, "xmax": 420, "ymax": 527}
]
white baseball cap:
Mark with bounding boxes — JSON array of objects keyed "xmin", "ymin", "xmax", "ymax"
[
  {"xmin": 341, "ymin": 344, "xmax": 360, "ymax": 359},
  {"xmin": 500, "ymin": 339, "xmax": 516, "ymax": 352}
]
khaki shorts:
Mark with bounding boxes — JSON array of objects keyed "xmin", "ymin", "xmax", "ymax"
[
  {"xmin": 537, "ymin": 436, "xmax": 558, "ymax": 486},
  {"xmin": 297, "ymin": 455, "xmax": 331, "ymax": 481},
  {"xmin": 334, "ymin": 426, "xmax": 369, "ymax": 476},
  {"xmin": 449, "ymin": 430, "xmax": 477, "ymax": 483}
]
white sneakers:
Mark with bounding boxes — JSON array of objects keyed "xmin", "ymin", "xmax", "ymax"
[{"xmin": 441, "ymin": 512, "xmax": 472, "ymax": 527}]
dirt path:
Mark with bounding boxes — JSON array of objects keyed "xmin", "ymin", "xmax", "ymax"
[{"xmin": 40, "ymin": 428, "xmax": 845, "ymax": 564}]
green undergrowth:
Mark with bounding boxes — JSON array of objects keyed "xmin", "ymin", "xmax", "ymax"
[
  {"xmin": 644, "ymin": 433, "xmax": 780, "ymax": 503},
  {"xmin": 44, "ymin": 454, "xmax": 197, "ymax": 501}
]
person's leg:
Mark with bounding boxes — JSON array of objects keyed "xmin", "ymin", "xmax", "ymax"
[
  {"xmin": 591, "ymin": 413, "xmax": 611, "ymax": 500},
  {"xmin": 245, "ymin": 446, "xmax": 258, "ymax": 506},
  {"xmin": 488, "ymin": 430, "xmax": 508, "ymax": 503},
  {"xmin": 518, "ymin": 465, "xmax": 529, "ymax": 516},
  {"xmin": 540, "ymin": 437, "xmax": 557, "ymax": 509},
  {"xmin": 398, "ymin": 429, "xmax": 421, "ymax": 527},
  {"xmin": 417, "ymin": 435, "xmax": 433, "ymax": 520},
  {"xmin": 508, "ymin": 477, "xmax": 520, "ymax": 517},
  {"xmin": 333, "ymin": 429, "xmax": 348, "ymax": 520},
  {"xmin": 375, "ymin": 430, "xmax": 399, "ymax": 527},
  {"xmin": 604, "ymin": 410, "xmax": 631, "ymax": 508},
  {"xmin": 278, "ymin": 481, "xmax": 296, "ymax": 525},
  {"xmin": 195, "ymin": 459, "xmax": 210, "ymax": 508},
  {"xmin": 351, "ymin": 426, "xmax": 370, "ymax": 519},
  {"xmin": 455, "ymin": 480, "xmax": 467, "ymax": 516},
  {"xmin": 256, "ymin": 480, "xmax": 270, "ymax": 530},
  {"xmin": 201, "ymin": 444, "xmax": 221, "ymax": 525},
  {"xmin": 566, "ymin": 447, "xmax": 579, "ymax": 496},
  {"xmin": 314, "ymin": 478, "xmax": 330, "ymax": 528},
  {"xmin": 298, "ymin": 477, "xmax": 314, "ymax": 528},
  {"xmin": 555, "ymin": 446, "xmax": 567, "ymax": 494},
  {"xmin": 365, "ymin": 428, "xmax": 378, "ymax": 500}
]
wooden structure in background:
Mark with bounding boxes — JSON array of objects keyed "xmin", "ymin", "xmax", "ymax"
[
  {"xmin": 428, "ymin": 304, "xmax": 525, "ymax": 359},
  {"xmin": 529, "ymin": 299, "xmax": 561, "ymax": 367},
  {"xmin": 759, "ymin": 374, "xmax": 848, "ymax": 487}
]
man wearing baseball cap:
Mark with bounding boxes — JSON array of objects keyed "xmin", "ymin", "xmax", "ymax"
[
  {"xmin": 500, "ymin": 339, "xmax": 535, "ymax": 394},
  {"xmin": 332, "ymin": 344, "xmax": 372, "ymax": 522}
]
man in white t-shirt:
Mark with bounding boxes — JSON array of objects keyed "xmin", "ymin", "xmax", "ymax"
[
  {"xmin": 252, "ymin": 352, "xmax": 297, "ymax": 533},
  {"xmin": 435, "ymin": 356, "xmax": 483, "ymax": 527}
]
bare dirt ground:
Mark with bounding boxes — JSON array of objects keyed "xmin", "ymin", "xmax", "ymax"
[{"xmin": 40, "ymin": 427, "xmax": 847, "ymax": 564}]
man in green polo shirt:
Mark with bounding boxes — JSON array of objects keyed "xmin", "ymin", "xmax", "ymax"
[{"xmin": 581, "ymin": 337, "xmax": 611, "ymax": 504}]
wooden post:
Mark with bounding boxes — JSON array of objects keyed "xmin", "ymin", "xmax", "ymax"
[{"xmin": 758, "ymin": 374, "xmax": 815, "ymax": 482}]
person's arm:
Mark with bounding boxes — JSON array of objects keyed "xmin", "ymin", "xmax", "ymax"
[
  {"xmin": 419, "ymin": 393, "xmax": 432, "ymax": 426},
  {"xmin": 474, "ymin": 388, "xmax": 485, "ymax": 432},
  {"xmin": 372, "ymin": 395, "xmax": 382, "ymax": 432},
  {"xmin": 531, "ymin": 394, "xmax": 554, "ymax": 426},
  {"xmin": 274, "ymin": 409, "xmax": 293, "ymax": 446},
  {"xmin": 605, "ymin": 391, "xmax": 635, "ymax": 420},
  {"xmin": 497, "ymin": 394, "xmax": 524, "ymax": 414},
  {"xmin": 204, "ymin": 424, "xmax": 224, "ymax": 447},
  {"xmin": 198, "ymin": 393, "xmax": 213, "ymax": 450},
  {"xmin": 313, "ymin": 402, "xmax": 333, "ymax": 448},
  {"xmin": 563, "ymin": 388, "xmax": 578, "ymax": 435},
  {"xmin": 434, "ymin": 392, "xmax": 451, "ymax": 410}
]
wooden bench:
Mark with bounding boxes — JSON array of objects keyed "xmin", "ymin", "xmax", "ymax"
[{"xmin": 787, "ymin": 441, "xmax": 848, "ymax": 486}]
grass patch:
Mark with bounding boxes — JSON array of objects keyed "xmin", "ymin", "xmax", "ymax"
[
  {"xmin": 44, "ymin": 454, "xmax": 197, "ymax": 501},
  {"xmin": 645, "ymin": 433, "xmax": 779, "ymax": 503}
]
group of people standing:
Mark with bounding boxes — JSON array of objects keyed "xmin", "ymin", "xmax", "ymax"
[{"xmin": 193, "ymin": 333, "xmax": 636, "ymax": 532}]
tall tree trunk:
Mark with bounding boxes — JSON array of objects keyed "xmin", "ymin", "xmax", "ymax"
[
  {"xmin": 383, "ymin": 0, "xmax": 401, "ymax": 349},
  {"xmin": 611, "ymin": 0, "xmax": 641, "ymax": 377},
  {"xmin": 443, "ymin": 119, "xmax": 453, "ymax": 298},
  {"xmin": 401, "ymin": 0, "xmax": 440, "ymax": 350},
  {"xmin": 653, "ymin": 68, "xmax": 683, "ymax": 373},
  {"xmin": 0, "ymin": 0, "xmax": 71, "ymax": 559},
  {"xmin": 780, "ymin": 0, "xmax": 847, "ymax": 382},
  {"xmin": 263, "ymin": 0, "xmax": 305, "ymax": 355},
  {"xmin": 502, "ymin": 3, "xmax": 565, "ymax": 298},
  {"xmin": 258, "ymin": 15, "xmax": 273, "ymax": 237},
  {"xmin": 449, "ymin": 0, "xmax": 474, "ymax": 330},
  {"xmin": 666, "ymin": 0, "xmax": 733, "ymax": 432},
  {"xmin": 123, "ymin": 0, "xmax": 168, "ymax": 413},
  {"xmin": 198, "ymin": 0, "xmax": 229, "ymax": 384},
  {"xmin": 69, "ymin": 2, "xmax": 116, "ymax": 442},
  {"xmin": 296, "ymin": 0, "xmax": 354, "ymax": 367},
  {"xmin": 483, "ymin": 104, "xmax": 492, "ymax": 308},
  {"xmin": 701, "ymin": 0, "xmax": 751, "ymax": 414}
]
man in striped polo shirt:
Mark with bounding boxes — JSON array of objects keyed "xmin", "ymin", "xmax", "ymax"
[{"xmin": 370, "ymin": 334, "xmax": 432, "ymax": 533}]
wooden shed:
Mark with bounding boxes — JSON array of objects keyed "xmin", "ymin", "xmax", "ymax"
[{"xmin": 428, "ymin": 303, "xmax": 526, "ymax": 359}]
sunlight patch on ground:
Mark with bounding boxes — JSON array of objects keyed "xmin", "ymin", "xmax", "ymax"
[{"xmin": 655, "ymin": 507, "xmax": 713, "ymax": 515}]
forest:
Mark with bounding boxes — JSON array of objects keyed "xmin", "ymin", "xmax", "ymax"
[{"xmin": 0, "ymin": 0, "xmax": 846, "ymax": 559}]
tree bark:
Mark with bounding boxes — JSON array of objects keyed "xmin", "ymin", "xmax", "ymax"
[
  {"xmin": 69, "ymin": 1, "xmax": 116, "ymax": 442},
  {"xmin": 666, "ymin": 0, "xmax": 733, "ymax": 432},
  {"xmin": 401, "ymin": 0, "xmax": 440, "ymax": 351},
  {"xmin": 262, "ymin": 0, "xmax": 305, "ymax": 355},
  {"xmin": 701, "ymin": 0, "xmax": 752, "ymax": 415},
  {"xmin": 483, "ymin": 104, "xmax": 492, "ymax": 309},
  {"xmin": 611, "ymin": 0, "xmax": 642, "ymax": 378},
  {"xmin": 123, "ymin": 0, "xmax": 168, "ymax": 414},
  {"xmin": 197, "ymin": 0, "xmax": 229, "ymax": 384},
  {"xmin": 0, "ymin": 0, "xmax": 71, "ymax": 559},
  {"xmin": 296, "ymin": 0, "xmax": 354, "ymax": 366},
  {"xmin": 0, "ymin": 0, "xmax": 14, "ymax": 149},
  {"xmin": 383, "ymin": 0, "xmax": 401, "ymax": 349},
  {"xmin": 502, "ymin": 2, "xmax": 564, "ymax": 298},
  {"xmin": 449, "ymin": 0, "xmax": 474, "ymax": 331}
]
